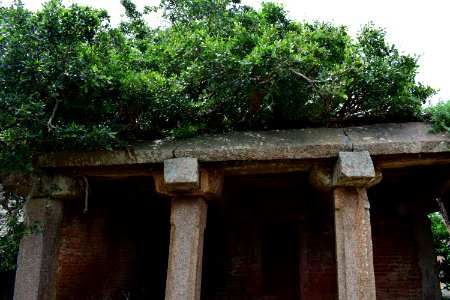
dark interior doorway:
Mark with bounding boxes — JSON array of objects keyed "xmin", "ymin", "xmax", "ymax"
[{"xmin": 261, "ymin": 220, "xmax": 300, "ymax": 300}]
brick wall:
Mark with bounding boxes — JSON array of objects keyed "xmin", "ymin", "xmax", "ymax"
[
  {"xmin": 299, "ymin": 191, "xmax": 337, "ymax": 300},
  {"xmin": 202, "ymin": 183, "xmax": 429, "ymax": 300},
  {"xmin": 202, "ymin": 213, "xmax": 263, "ymax": 299},
  {"xmin": 372, "ymin": 205, "xmax": 422, "ymax": 299},
  {"xmin": 51, "ymin": 175, "xmax": 431, "ymax": 299},
  {"xmin": 56, "ymin": 188, "xmax": 137, "ymax": 299},
  {"xmin": 55, "ymin": 181, "xmax": 170, "ymax": 299},
  {"xmin": 202, "ymin": 185, "xmax": 338, "ymax": 300}
]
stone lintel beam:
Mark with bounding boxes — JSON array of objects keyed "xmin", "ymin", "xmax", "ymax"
[
  {"xmin": 155, "ymin": 157, "xmax": 224, "ymax": 200},
  {"xmin": 1, "ymin": 172, "xmax": 83, "ymax": 200}
]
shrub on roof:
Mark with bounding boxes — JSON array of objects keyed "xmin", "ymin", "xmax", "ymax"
[{"xmin": 0, "ymin": 0, "xmax": 436, "ymax": 173}]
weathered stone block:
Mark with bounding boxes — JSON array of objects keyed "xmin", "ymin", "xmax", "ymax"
[
  {"xmin": 164, "ymin": 157, "xmax": 200, "ymax": 193},
  {"xmin": 333, "ymin": 151, "xmax": 376, "ymax": 187},
  {"xmin": 1, "ymin": 172, "xmax": 83, "ymax": 200},
  {"xmin": 309, "ymin": 165, "xmax": 333, "ymax": 191}
]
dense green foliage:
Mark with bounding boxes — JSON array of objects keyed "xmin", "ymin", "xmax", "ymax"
[
  {"xmin": 0, "ymin": 0, "xmax": 444, "ymax": 273},
  {"xmin": 426, "ymin": 100, "xmax": 450, "ymax": 134},
  {"xmin": 429, "ymin": 212, "xmax": 450, "ymax": 289},
  {"xmin": 0, "ymin": 191, "xmax": 40, "ymax": 271},
  {"xmin": 0, "ymin": 0, "xmax": 437, "ymax": 174}
]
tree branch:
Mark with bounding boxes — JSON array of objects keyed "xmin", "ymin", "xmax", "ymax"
[{"xmin": 47, "ymin": 99, "xmax": 60, "ymax": 132}]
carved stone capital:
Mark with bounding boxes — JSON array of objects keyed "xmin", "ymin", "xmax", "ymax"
[
  {"xmin": 155, "ymin": 158, "xmax": 224, "ymax": 200},
  {"xmin": 164, "ymin": 157, "xmax": 200, "ymax": 193},
  {"xmin": 310, "ymin": 151, "xmax": 382, "ymax": 191},
  {"xmin": 333, "ymin": 151, "xmax": 376, "ymax": 186}
]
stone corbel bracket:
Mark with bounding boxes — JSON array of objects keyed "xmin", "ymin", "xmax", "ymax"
[
  {"xmin": 1, "ymin": 172, "xmax": 83, "ymax": 200},
  {"xmin": 310, "ymin": 150, "xmax": 382, "ymax": 191},
  {"xmin": 154, "ymin": 157, "xmax": 224, "ymax": 200}
]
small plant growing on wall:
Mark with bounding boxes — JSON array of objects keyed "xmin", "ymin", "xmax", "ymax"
[{"xmin": 429, "ymin": 212, "xmax": 450, "ymax": 291}]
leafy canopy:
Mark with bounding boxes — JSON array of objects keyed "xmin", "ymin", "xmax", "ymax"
[
  {"xmin": 0, "ymin": 0, "xmax": 445, "ymax": 273},
  {"xmin": 0, "ymin": 0, "xmax": 437, "ymax": 174}
]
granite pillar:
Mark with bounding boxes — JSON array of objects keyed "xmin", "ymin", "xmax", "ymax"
[
  {"xmin": 310, "ymin": 151, "xmax": 381, "ymax": 300},
  {"xmin": 155, "ymin": 157, "xmax": 223, "ymax": 300},
  {"xmin": 1, "ymin": 174, "xmax": 83, "ymax": 300}
]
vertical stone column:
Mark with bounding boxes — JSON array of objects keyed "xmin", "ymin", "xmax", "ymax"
[
  {"xmin": 14, "ymin": 198, "xmax": 64, "ymax": 300},
  {"xmin": 166, "ymin": 197, "xmax": 207, "ymax": 300},
  {"xmin": 334, "ymin": 187, "xmax": 375, "ymax": 300},
  {"xmin": 310, "ymin": 151, "xmax": 381, "ymax": 300},
  {"xmin": 155, "ymin": 157, "xmax": 223, "ymax": 300},
  {"xmin": 2, "ymin": 173, "xmax": 82, "ymax": 300}
]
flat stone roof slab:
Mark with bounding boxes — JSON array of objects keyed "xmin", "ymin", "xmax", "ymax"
[
  {"xmin": 175, "ymin": 127, "xmax": 351, "ymax": 161},
  {"xmin": 37, "ymin": 122, "xmax": 449, "ymax": 168},
  {"xmin": 39, "ymin": 139, "xmax": 180, "ymax": 167},
  {"xmin": 345, "ymin": 123, "xmax": 449, "ymax": 155}
]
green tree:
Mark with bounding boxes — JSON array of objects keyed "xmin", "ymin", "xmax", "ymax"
[
  {"xmin": 0, "ymin": 0, "xmax": 436, "ymax": 174},
  {"xmin": 0, "ymin": 0, "xmax": 439, "ymax": 272},
  {"xmin": 425, "ymin": 100, "xmax": 450, "ymax": 134}
]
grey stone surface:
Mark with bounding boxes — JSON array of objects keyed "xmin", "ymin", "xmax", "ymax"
[
  {"xmin": 334, "ymin": 187, "xmax": 376, "ymax": 300},
  {"xmin": 35, "ymin": 123, "xmax": 448, "ymax": 169},
  {"xmin": 164, "ymin": 158, "xmax": 200, "ymax": 193},
  {"xmin": 38, "ymin": 138, "xmax": 179, "ymax": 167},
  {"xmin": 310, "ymin": 164, "xmax": 382, "ymax": 191},
  {"xmin": 309, "ymin": 165, "xmax": 334, "ymax": 191},
  {"xmin": 345, "ymin": 122, "xmax": 450, "ymax": 155},
  {"xmin": 2, "ymin": 173, "xmax": 83, "ymax": 200},
  {"xmin": 175, "ymin": 127, "xmax": 351, "ymax": 161},
  {"xmin": 333, "ymin": 151, "xmax": 376, "ymax": 186},
  {"xmin": 14, "ymin": 234, "xmax": 44, "ymax": 300},
  {"xmin": 166, "ymin": 198, "xmax": 207, "ymax": 300},
  {"xmin": 14, "ymin": 198, "xmax": 64, "ymax": 300}
]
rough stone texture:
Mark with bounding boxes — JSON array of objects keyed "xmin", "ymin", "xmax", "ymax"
[
  {"xmin": 164, "ymin": 157, "xmax": 200, "ymax": 193},
  {"xmin": 38, "ymin": 138, "xmax": 179, "ymax": 167},
  {"xmin": 14, "ymin": 198, "xmax": 64, "ymax": 300},
  {"xmin": 14, "ymin": 234, "xmax": 44, "ymax": 300},
  {"xmin": 1, "ymin": 173, "xmax": 83, "ymax": 200},
  {"xmin": 175, "ymin": 127, "xmax": 351, "ymax": 161},
  {"xmin": 155, "ymin": 168, "xmax": 224, "ymax": 200},
  {"xmin": 34, "ymin": 123, "xmax": 449, "ymax": 170},
  {"xmin": 309, "ymin": 165, "xmax": 334, "ymax": 191},
  {"xmin": 166, "ymin": 198, "xmax": 208, "ymax": 300},
  {"xmin": 333, "ymin": 151, "xmax": 376, "ymax": 187},
  {"xmin": 198, "ymin": 168, "xmax": 224, "ymax": 200},
  {"xmin": 334, "ymin": 187, "xmax": 376, "ymax": 300},
  {"xmin": 345, "ymin": 122, "xmax": 450, "ymax": 155},
  {"xmin": 310, "ymin": 164, "xmax": 381, "ymax": 191}
]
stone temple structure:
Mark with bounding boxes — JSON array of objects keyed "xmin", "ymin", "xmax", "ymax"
[{"xmin": 3, "ymin": 122, "xmax": 450, "ymax": 300}]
